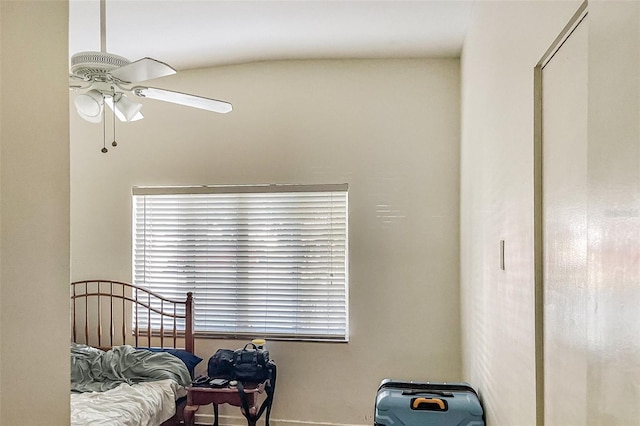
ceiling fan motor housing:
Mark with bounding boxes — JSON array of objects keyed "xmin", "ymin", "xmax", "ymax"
[{"xmin": 70, "ymin": 51, "xmax": 131, "ymax": 81}]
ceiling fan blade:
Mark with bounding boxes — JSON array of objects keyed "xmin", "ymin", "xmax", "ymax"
[
  {"xmin": 132, "ymin": 86, "xmax": 233, "ymax": 114},
  {"xmin": 109, "ymin": 58, "xmax": 176, "ymax": 83},
  {"xmin": 70, "ymin": 83, "xmax": 91, "ymax": 90}
]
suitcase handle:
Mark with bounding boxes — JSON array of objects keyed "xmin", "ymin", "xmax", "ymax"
[
  {"xmin": 402, "ymin": 389, "xmax": 453, "ymax": 397},
  {"xmin": 411, "ymin": 397, "xmax": 447, "ymax": 411}
]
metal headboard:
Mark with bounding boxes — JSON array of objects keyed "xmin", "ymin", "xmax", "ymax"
[{"xmin": 71, "ymin": 279, "xmax": 194, "ymax": 353}]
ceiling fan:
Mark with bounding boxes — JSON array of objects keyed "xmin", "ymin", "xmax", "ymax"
[{"xmin": 70, "ymin": 0, "xmax": 232, "ymax": 152}]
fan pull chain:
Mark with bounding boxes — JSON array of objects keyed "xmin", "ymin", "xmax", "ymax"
[
  {"xmin": 112, "ymin": 97, "xmax": 118, "ymax": 148},
  {"xmin": 101, "ymin": 100, "xmax": 108, "ymax": 153}
]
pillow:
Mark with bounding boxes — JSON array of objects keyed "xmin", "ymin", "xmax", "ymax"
[{"xmin": 140, "ymin": 347, "xmax": 203, "ymax": 378}]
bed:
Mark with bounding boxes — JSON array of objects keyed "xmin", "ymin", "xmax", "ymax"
[{"xmin": 71, "ymin": 279, "xmax": 200, "ymax": 426}]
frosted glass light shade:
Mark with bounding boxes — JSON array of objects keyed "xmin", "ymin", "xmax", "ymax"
[
  {"xmin": 74, "ymin": 90, "xmax": 104, "ymax": 123},
  {"xmin": 106, "ymin": 94, "xmax": 144, "ymax": 122}
]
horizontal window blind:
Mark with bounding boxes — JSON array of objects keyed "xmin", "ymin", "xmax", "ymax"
[{"xmin": 132, "ymin": 184, "xmax": 349, "ymax": 341}]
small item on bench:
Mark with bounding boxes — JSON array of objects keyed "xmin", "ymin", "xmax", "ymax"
[
  {"xmin": 191, "ymin": 375, "xmax": 229, "ymax": 388},
  {"xmin": 252, "ymin": 338, "xmax": 266, "ymax": 349},
  {"xmin": 192, "ymin": 375, "xmax": 212, "ymax": 387},
  {"xmin": 209, "ymin": 378, "xmax": 229, "ymax": 387}
]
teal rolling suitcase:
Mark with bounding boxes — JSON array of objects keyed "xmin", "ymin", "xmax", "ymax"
[{"xmin": 374, "ymin": 379, "xmax": 484, "ymax": 426}]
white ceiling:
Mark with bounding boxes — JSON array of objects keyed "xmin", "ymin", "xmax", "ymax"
[{"xmin": 69, "ymin": 0, "xmax": 475, "ymax": 71}]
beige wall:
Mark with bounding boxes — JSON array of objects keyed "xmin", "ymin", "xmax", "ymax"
[
  {"xmin": 0, "ymin": 2, "xmax": 3, "ymax": 419},
  {"xmin": 70, "ymin": 58, "xmax": 461, "ymax": 424},
  {"xmin": 0, "ymin": 1, "xmax": 3, "ymax": 419},
  {"xmin": 0, "ymin": 1, "xmax": 70, "ymax": 425},
  {"xmin": 462, "ymin": 1, "xmax": 640, "ymax": 425}
]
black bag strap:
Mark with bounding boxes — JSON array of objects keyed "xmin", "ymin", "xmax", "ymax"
[
  {"xmin": 237, "ymin": 362, "xmax": 277, "ymax": 425},
  {"xmin": 264, "ymin": 363, "xmax": 276, "ymax": 423}
]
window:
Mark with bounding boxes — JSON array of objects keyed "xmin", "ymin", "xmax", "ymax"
[{"xmin": 132, "ymin": 184, "xmax": 349, "ymax": 341}]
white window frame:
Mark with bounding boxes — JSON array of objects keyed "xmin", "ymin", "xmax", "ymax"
[{"xmin": 132, "ymin": 184, "xmax": 349, "ymax": 342}]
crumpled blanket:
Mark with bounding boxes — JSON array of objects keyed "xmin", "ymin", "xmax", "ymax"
[
  {"xmin": 71, "ymin": 342, "xmax": 191, "ymax": 393},
  {"xmin": 71, "ymin": 379, "xmax": 183, "ymax": 426}
]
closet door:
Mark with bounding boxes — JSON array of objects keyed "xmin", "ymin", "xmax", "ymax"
[{"xmin": 541, "ymin": 13, "xmax": 588, "ymax": 426}]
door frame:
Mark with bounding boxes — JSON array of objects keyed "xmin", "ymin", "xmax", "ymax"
[{"xmin": 533, "ymin": 2, "xmax": 588, "ymax": 425}]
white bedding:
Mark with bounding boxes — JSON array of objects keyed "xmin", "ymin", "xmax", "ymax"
[{"xmin": 70, "ymin": 379, "xmax": 186, "ymax": 426}]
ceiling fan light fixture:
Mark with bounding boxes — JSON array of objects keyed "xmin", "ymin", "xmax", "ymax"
[
  {"xmin": 68, "ymin": 0, "xmax": 231, "ymax": 133},
  {"xmin": 106, "ymin": 94, "xmax": 144, "ymax": 122},
  {"xmin": 74, "ymin": 89, "xmax": 104, "ymax": 123}
]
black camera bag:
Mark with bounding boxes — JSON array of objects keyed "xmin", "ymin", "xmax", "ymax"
[
  {"xmin": 233, "ymin": 343, "xmax": 271, "ymax": 383},
  {"xmin": 205, "ymin": 344, "xmax": 277, "ymax": 426},
  {"xmin": 207, "ymin": 348, "xmax": 235, "ymax": 380}
]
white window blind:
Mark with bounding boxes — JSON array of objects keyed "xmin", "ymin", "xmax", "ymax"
[{"xmin": 132, "ymin": 184, "xmax": 349, "ymax": 341}]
